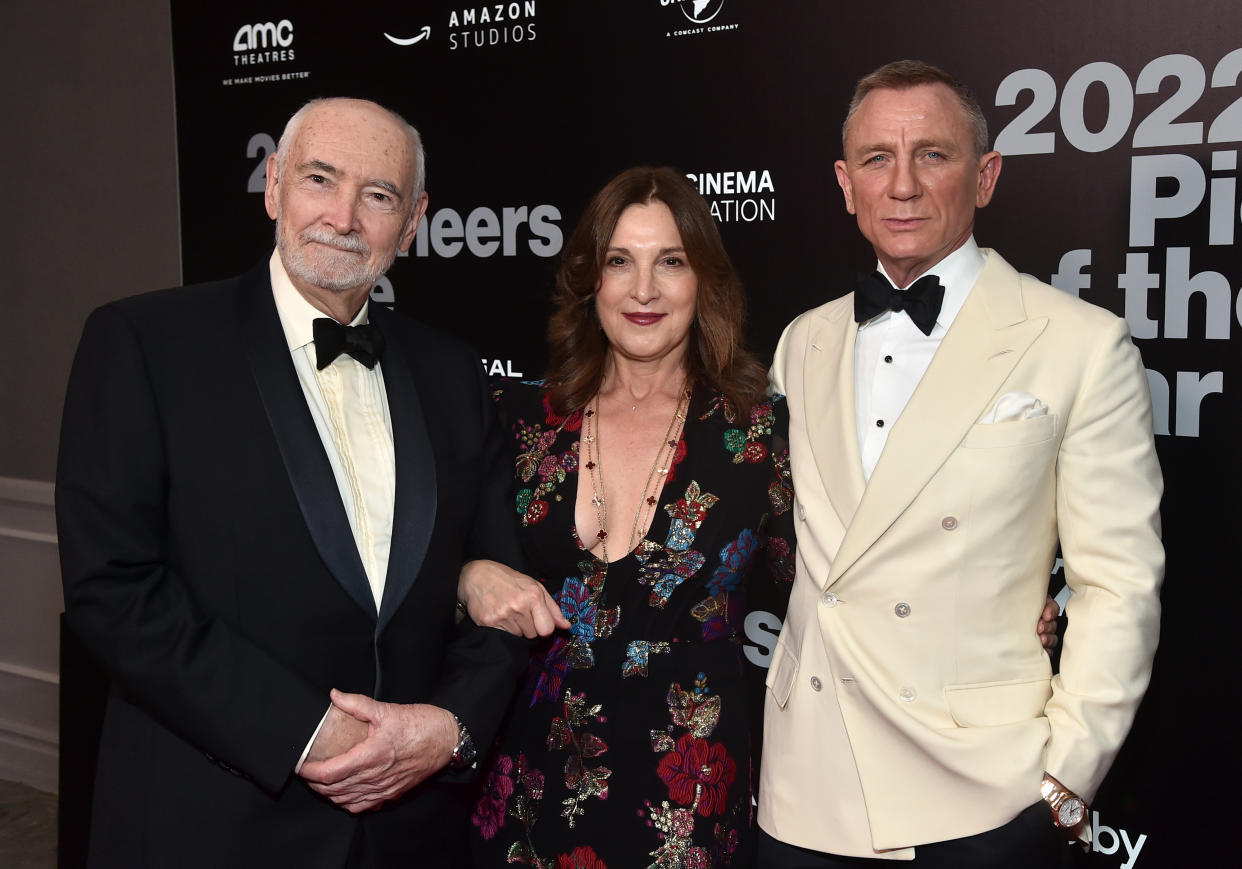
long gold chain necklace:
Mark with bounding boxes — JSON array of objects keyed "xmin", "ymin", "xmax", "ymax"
[{"xmin": 582, "ymin": 385, "xmax": 689, "ymax": 562}]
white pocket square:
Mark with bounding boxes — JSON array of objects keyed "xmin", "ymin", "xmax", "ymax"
[{"xmin": 980, "ymin": 391, "xmax": 1047, "ymax": 424}]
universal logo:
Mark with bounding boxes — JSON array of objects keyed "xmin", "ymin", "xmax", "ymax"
[
  {"xmin": 232, "ymin": 20, "xmax": 295, "ymax": 66},
  {"xmin": 448, "ymin": 2, "xmax": 537, "ymax": 51},
  {"xmin": 661, "ymin": 0, "xmax": 737, "ymax": 37}
]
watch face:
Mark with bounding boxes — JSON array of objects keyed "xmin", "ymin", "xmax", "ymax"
[{"xmin": 1057, "ymin": 798, "xmax": 1085, "ymax": 828}]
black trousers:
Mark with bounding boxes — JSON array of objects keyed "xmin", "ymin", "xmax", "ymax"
[
  {"xmin": 343, "ymin": 784, "xmax": 473, "ymax": 868},
  {"xmin": 757, "ymin": 802, "xmax": 1074, "ymax": 869}
]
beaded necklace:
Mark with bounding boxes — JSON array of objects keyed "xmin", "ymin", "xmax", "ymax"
[{"xmin": 582, "ymin": 386, "xmax": 689, "ymax": 562}]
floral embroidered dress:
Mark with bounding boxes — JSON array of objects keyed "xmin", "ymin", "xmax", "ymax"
[{"xmin": 470, "ymin": 381, "xmax": 794, "ymax": 869}]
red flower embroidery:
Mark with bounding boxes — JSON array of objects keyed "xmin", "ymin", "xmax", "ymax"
[
  {"xmin": 742, "ymin": 441, "xmax": 768, "ymax": 463},
  {"xmin": 656, "ymin": 733, "xmax": 737, "ymax": 816},
  {"xmin": 665, "ymin": 436, "xmax": 688, "ymax": 483},
  {"xmin": 671, "ymin": 808, "xmax": 695, "ymax": 837},
  {"xmin": 470, "ymin": 754, "xmax": 514, "ymax": 840},
  {"xmin": 555, "ymin": 844, "xmax": 607, "ymax": 868},
  {"xmin": 686, "ymin": 847, "xmax": 710, "ymax": 869},
  {"xmin": 525, "ymin": 499, "xmax": 549, "ymax": 524},
  {"xmin": 542, "ymin": 393, "xmax": 583, "ymax": 431},
  {"xmin": 538, "ymin": 454, "xmax": 561, "ymax": 479},
  {"xmin": 673, "ymin": 499, "xmax": 707, "ymax": 524}
]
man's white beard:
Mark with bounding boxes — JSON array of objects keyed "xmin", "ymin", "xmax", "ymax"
[{"xmin": 277, "ymin": 222, "xmax": 397, "ymax": 294}]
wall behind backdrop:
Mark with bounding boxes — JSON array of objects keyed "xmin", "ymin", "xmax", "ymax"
[
  {"xmin": 0, "ymin": 0, "xmax": 180, "ymax": 811},
  {"xmin": 158, "ymin": 1, "xmax": 1240, "ymax": 866}
]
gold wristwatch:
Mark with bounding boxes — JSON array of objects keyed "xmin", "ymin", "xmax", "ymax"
[{"xmin": 1040, "ymin": 773, "xmax": 1086, "ymax": 829}]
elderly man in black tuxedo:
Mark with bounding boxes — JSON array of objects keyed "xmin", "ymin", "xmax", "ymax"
[{"xmin": 56, "ymin": 97, "xmax": 525, "ymax": 868}]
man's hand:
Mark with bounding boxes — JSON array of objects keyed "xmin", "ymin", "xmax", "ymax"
[
  {"xmin": 458, "ymin": 559, "xmax": 569, "ymax": 638},
  {"xmin": 1038, "ymin": 595, "xmax": 1060, "ymax": 650},
  {"xmin": 303, "ymin": 703, "xmax": 370, "ymax": 765},
  {"xmin": 299, "ymin": 690, "xmax": 457, "ymax": 813}
]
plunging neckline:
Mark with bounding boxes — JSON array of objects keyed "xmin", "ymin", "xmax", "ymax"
[
  {"xmin": 571, "ymin": 392, "xmax": 690, "ymax": 563},
  {"xmin": 570, "ymin": 434, "xmax": 681, "ymax": 567},
  {"xmin": 571, "ymin": 467, "xmax": 668, "ymax": 566}
]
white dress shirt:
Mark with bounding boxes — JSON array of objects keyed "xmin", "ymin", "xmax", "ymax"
[
  {"xmin": 854, "ymin": 237, "xmax": 985, "ymax": 481},
  {"xmin": 270, "ymin": 250, "xmax": 396, "ymax": 607},
  {"xmin": 269, "ymin": 251, "xmax": 397, "ymax": 771}
]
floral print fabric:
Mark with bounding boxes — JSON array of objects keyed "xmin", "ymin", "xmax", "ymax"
[{"xmin": 470, "ymin": 382, "xmax": 793, "ymax": 868}]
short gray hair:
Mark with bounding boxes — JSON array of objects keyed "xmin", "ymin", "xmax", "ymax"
[
  {"xmin": 842, "ymin": 60, "xmax": 989, "ymax": 158},
  {"xmin": 274, "ymin": 97, "xmax": 427, "ymax": 210}
]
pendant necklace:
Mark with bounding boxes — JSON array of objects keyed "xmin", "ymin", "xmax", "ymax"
[{"xmin": 582, "ymin": 385, "xmax": 689, "ymax": 562}]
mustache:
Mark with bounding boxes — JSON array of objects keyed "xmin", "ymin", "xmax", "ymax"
[{"xmin": 299, "ymin": 227, "xmax": 370, "ymax": 255}]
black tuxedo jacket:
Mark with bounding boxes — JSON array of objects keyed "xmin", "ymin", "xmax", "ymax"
[{"xmin": 56, "ymin": 260, "xmax": 527, "ymax": 867}]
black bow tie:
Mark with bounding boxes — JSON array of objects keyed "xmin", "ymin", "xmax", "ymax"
[
  {"xmin": 853, "ymin": 271, "xmax": 945, "ymax": 336},
  {"xmin": 312, "ymin": 318, "xmax": 385, "ymax": 370}
]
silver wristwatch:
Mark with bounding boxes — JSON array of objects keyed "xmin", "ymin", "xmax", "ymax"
[{"xmin": 448, "ymin": 714, "xmax": 477, "ymax": 769}]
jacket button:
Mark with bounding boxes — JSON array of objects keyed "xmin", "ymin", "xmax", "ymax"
[
  {"xmin": 894, "ymin": 602, "xmax": 911, "ymax": 618},
  {"xmin": 798, "ymin": 504, "xmax": 807, "ymax": 521},
  {"xmin": 941, "ymin": 516, "xmax": 959, "ymax": 531},
  {"xmin": 821, "ymin": 591, "xmax": 839, "ymax": 607},
  {"xmin": 899, "ymin": 687, "xmax": 916, "ymax": 702},
  {"xmin": 810, "ymin": 676, "xmax": 823, "ymax": 691}
]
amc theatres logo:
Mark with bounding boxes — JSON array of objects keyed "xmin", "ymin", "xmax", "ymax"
[{"xmin": 232, "ymin": 20, "xmax": 296, "ymax": 65}]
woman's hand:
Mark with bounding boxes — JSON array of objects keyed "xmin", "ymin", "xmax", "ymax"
[
  {"xmin": 457, "ymin": 559, "xmax": 569, "ymax": 638},
  {"xmin": 1037, "ymin": 595, "xmax": 1061, "ymax": 650}
]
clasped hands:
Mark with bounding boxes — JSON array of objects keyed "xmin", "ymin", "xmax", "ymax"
[
  {"xmin": 298, "ymin": 689, "xmax": 457, "ymax": 814},
  {"xmin": 297, "ymin": 559, "xmax": 566, "ymax": 815}
]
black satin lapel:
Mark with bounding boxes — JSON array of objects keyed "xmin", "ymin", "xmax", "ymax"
[
  {"xmin": 371, "ymin": 308, "xmax": 437, "ymax": 635},
  {"xmin": 235, "ymin": 269, "xmax": 378, "ymax": 620}
]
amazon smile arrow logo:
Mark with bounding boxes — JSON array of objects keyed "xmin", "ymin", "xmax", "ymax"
[{"xmin": 384, "ymin": 25, "xmax": 430, "ymax": 46}]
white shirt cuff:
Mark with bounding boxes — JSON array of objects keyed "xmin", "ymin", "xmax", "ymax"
[{"xmin": 294, "ymin": 704, "xmax": 332, "ymax": 774}]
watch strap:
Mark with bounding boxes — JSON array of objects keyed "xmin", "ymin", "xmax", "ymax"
[
  {"xmin": 1040, "ymin": 772, "xmax": 1086, "ymax": 829},
  {"xmin": 448, "ymin": 713, "xmax": 476, "ymax": 769}
]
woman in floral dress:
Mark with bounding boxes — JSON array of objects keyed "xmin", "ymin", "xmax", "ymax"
[{"xmin": 462, "ymin": 167, "xmax": 794, "ymax": 868}]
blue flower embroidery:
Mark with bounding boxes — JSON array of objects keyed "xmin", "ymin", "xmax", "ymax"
[
  {"xmin": 636, "ymin": 548, "xmax": 706, "ymax": 610},
  {"xmin": 707, "ymin": 529, "xmax": 757, "ymax": 596},
  {"xmin": 621, "ymin": 640, "xmax": 670, "ymax": 679},
  {"xmin": 555, "ymin": 573, "xmax": 619, "ymax": 670},
  {"xmin": 557, "ymin": 577, "xmax": 596, "ymax": 643}
]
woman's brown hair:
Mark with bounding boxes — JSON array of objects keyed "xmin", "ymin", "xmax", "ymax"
[{"xmin": 544, "ymin": 166, "xmax": 768, "ymax": 418}]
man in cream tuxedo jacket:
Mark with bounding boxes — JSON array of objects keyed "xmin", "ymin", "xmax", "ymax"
[{"xmin": 757, "ymin": 62, "xmax": 1163, "ymax": 868}]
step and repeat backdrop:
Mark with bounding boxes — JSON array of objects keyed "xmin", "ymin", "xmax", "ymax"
[{"xmin": 162, "ymin": 2, "xmax": 1236, "ymax": 865}]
